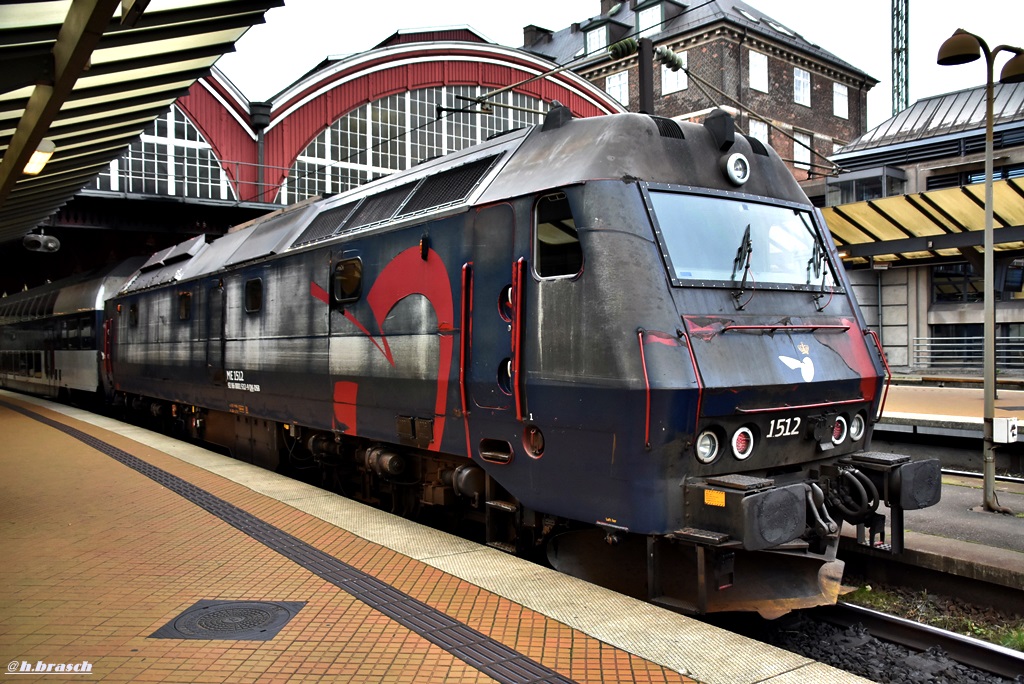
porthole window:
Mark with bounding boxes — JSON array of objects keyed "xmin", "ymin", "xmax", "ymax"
[
  {"xmin": 332, "ymin": 258, "xmax": 363, "ymax": 305},
  {"xmin": 534, "ymin": 191, "xmax": 583, "ymax": 278},
  {"xmin": 244, "ymin": 279, "xmax": 263, "ymax": 313}
]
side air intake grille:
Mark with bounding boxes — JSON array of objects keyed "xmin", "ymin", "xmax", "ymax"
[
  {"xmin": 290, "ymin": 154, "xmax": 504, "ymax": 246},
  {"xmin": 398, "ymin": 155, "xmax": 499, "ymax": 217},
  {"xmin": 651, "ymin": 116, "xmax": 684, "ymax": 139},
  {"xmin": 291, "ymin": 203, "xmax": 358, "ymax": 248}
]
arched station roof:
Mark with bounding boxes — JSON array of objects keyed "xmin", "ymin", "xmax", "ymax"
[{"xmin": 175, "ymin": 31, "xmax": 626, "ymax": 204}]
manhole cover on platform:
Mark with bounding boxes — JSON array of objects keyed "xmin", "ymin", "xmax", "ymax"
[{"xmin": 150, "ymin": 600, "xmax": 305, "ymax": 640}]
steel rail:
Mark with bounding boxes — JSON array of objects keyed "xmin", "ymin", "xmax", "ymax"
[
  {"xmin": 941, "ymin": 467, "xmax": 1024, "ymax": 486},
  {"xmin": 816, "ymin": 602, "xmax": 1024, "ymax": 680}
]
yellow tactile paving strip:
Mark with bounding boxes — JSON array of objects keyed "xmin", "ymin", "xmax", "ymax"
[{"xmin": 0, "ymin": 397, "xmax": 694, "ymax": 684}]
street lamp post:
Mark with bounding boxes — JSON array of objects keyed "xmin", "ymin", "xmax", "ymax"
[{"xmin": 937, "ymin": 30, "xmax": 1024, "ymax": 513}]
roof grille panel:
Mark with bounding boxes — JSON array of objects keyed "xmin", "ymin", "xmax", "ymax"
[
  {"xmin": 343, "ymin": 184, "xmax": 416, "ymax": 231},
  {"xmin": 291, "ymin": 202, "xmax": 358, "ymax": 247},
  {"xmin": 397, "ymin": 155, "xmax": 499, "ymax": 217}
]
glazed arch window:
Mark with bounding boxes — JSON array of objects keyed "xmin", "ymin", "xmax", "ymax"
[
  {"xmin": 244, "ymin": 278, "xmax": 263, "ymax": 313},
  {"xmin": 332, "ymin": 258, "xmax": 363, "ymax": 305},
  {"xmin": 534, "ymin": 192, "xmax": 583, "ymax": 279}
]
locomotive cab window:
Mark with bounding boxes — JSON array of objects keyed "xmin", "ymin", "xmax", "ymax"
[
  {"xmin": 244, "ymin": 278, "xmax": 263, "ymax": 313},
  {"xmin": 178, "ymin": 291, "xmax": 192, "ymax": 321},
  {"xmin": 534, "ymin": 191, "xmax": 582, "ymax": 278},
  {"xmin": 332, "ymin": 258, "xmax": 363, "ymax": 305},
  {"xmin": 647, "ymin": 190, "xmax": 839, "ymax": 290}
]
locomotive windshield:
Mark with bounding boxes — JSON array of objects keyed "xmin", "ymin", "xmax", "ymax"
[{"xmin": 648, "ymin": 190, "xmax": 838, "ymax": 290}]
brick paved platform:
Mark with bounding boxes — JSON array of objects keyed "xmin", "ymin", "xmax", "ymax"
[{"xmin": 0, "ymin": 391, "xmax": 866, "ymax": 684}]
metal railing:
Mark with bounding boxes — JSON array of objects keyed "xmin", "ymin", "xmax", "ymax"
[{"xmin": 912, "ymin": 336, "xmax": 1024, "ymax": 369}]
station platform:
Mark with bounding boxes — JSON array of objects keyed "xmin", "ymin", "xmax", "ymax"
[
  {"xmin": 880, "ymin": 377, "xmax": 1024, "ymax": 444},
  {"xmin": 0, "ymin": 391, "xmax": 863, "ymax": 684},
  {"xmin": 842, "ymin": 375, "xmax": 1024, "ymax": 603}
]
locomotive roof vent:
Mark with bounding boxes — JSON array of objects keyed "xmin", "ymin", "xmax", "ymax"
[
  {"xmin": 650, "ymin": 115, "xmax": 684, "ymax": 140},
  {"xmin": 703, "ymin": 108, "xmax": 735, "ymax": 151},
  {"xmin": 542, "ymin": 101, "xmax": 573, "ymax": 131}
]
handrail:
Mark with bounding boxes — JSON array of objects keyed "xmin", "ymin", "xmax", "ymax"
[
  {"xmin": 912, "ymin": 336, "xmax": 1024, "ymax": 370},
  {"xmin": 511, "ymin": 258, "xmax": 526, "ymax": 422},
  {"xmin": 637, "ymin": 329, "xmax": 652, "ymax": 449},
  {"xmin": 677, "ymin": 329, "xmax": 704, "ymax": 434},
  {"xmin": 736, "ymin": 397, "xmax": 864, "ymax": 414},
  {"xmin": 865, "ymin": 329, "xmax": 891, "ymax": 420},
  {"xmin": 721, "ymin": 324, "xmax": 850, "ymax": 333},
  {"xmin": 459, "ymin": 263, "xmax": 473, "ymax": 459}
]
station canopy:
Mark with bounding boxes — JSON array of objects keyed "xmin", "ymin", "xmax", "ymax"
[
  {"xmin": 0, "ymin": 0, "xmax": 283, "ymax": 246},
  {"xmin": 821, "ymin": 178, "xmax": 1024, "ymax": 266}
]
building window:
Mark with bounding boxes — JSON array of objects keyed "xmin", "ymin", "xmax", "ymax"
[
  {"xmin": 794, "ymin": 131, "xmax": 812, "ymax": 170},
  {"xmin": 606, "ymin": 71, "xmax": 629, "ymax": 105},
  {"xmin": 244, "ymin": 279, "xmax": 263, "ymax": 313},
  {"xmin": 748, "ymin": 119, "xmax": 769, "ymax": 146},
  {"xmin": 638, "ymin": 5, "xmax": 662, "ymax": 38},
  {"xmin": 749, "ymin": 51, "xmax": 768, "ymax": 92},
  {"xmin": 92, "ymin": 105, "xmax": 236, "ymax": 201},
  {"xmin": 661, "ymin": 52, "xmax": 688, "ymax": 94},
  {"xmin": 794, "ymin": 67, "xmax": 811, "ymax": 106},
  {"xmin": 833, "ymin": 83, "xmax": 849, "ymax": 119},
  {"xmin": 586, "ymin": 27, "xmax": 607, "ymax": 54},
  {"xmin": 283, "ymin": 86, "xmax": 545, "ymax": 205},
  {"xmin": 826, "ymin": 167, "xmax": 907, "ymax": 206},
  {"xmin": 535, "ymin": 191, "xmax": 582, "ymax": 278},
  {"xmin": 932, "ymin": 262, "xmax": 1024, "ymax": 305}
]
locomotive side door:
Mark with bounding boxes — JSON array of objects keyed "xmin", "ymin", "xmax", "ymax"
[
  {"xmin": 467, "ymin": 204, "xmax": 516, "ymax": 415},
  {"xmin": 206, "ymin": 281, "xmax": 226, "ymax": 385}
]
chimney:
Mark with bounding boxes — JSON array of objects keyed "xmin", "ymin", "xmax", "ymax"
[
  {"xmin": 601, "ymin": 0, "xmax": 618, "ymax": 14},
  {"xmin": 523, "ymin": 24, "xmax": 553, "ymax": 47}
]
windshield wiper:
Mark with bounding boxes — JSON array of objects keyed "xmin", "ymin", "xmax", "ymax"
[
  {"xmin": 731, "ymin": 224, "xmax": 753, "ymax": 309},
  {"xmin": 799, "ymin": 213, "xmax": 833, "ymax": 310}
]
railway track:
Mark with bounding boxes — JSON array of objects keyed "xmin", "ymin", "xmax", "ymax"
[{"xmin": 816, "ymin": 602, "xmax": 1024, "ymax": 681}]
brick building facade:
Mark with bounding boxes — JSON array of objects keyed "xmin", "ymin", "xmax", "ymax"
[{"xmin": 522, "ymin": 0, "xmax": 877, "ymax": 197}]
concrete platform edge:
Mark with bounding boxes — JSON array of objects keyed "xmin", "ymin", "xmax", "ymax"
[{"xmin": 1, "ymin": 391, "xmax": 872, "ymax": 684}]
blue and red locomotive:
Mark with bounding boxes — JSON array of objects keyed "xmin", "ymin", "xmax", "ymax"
[{"xmin": 1, "ymin": 108, "xmax": 941, "ymax": 616}]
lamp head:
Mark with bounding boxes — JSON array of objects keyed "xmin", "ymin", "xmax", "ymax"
[
  {"xmin": 1000, "ymin": 51, "xmax": 1024, "ymax": 84},
  {"xmin": 937, "ymin": 29, "xmax": 982, "ymax": 66}
]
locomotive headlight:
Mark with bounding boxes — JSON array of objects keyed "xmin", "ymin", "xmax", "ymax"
[
  {"xmin": 832, "ymin": 415, "xmax": 849, "ymax": 445},
  {"xmin": 722, "ymin": 152, "xmax": 751, "ymax": 185},
  {"xmin": 731, "ymin": 427, "xmax": 754, "ymax": 460},
  {"xmin": 849, "ymin": 413, "xmax": 866, "ymax": 442},
  {"xmin": 695, "ymin": 430, "xmax": 719, "ymax": 463}
]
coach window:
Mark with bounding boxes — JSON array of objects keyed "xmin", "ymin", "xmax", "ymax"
[
  {"xmin": 534, "ymin": 191, "xmax": 582, "ymax": 278},
  {"xmin": 245, "ymin": 278, "xmax": 263, "ymax": 313},
  {"xmin": 80, "ymin": 315, "xmax": 94, "ymax": 349},
  {"xmin": 178, "ymin": 291, "xmax": 192, "ymax": 321},
  {"xmin": 332, "ymin": 258, "xmax": 362, "ymax": 305},
  {"xmin": 68, "ymin": 318, "xmax": 80, "ymax": 349}
]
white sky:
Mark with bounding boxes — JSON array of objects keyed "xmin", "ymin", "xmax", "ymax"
[{"xmin": 214, "ymin": 0, "xmax": 1022, "ymax": 130}]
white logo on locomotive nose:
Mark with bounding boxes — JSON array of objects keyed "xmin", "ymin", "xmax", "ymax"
[{"xmin": 779, "ymin": 355, "xmax": 815, "ymax": 382}]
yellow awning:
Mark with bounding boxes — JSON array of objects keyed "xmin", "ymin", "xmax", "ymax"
[{"xmin": 823, "ymin": 178, "xmax": 1024, "ymax": 264}]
